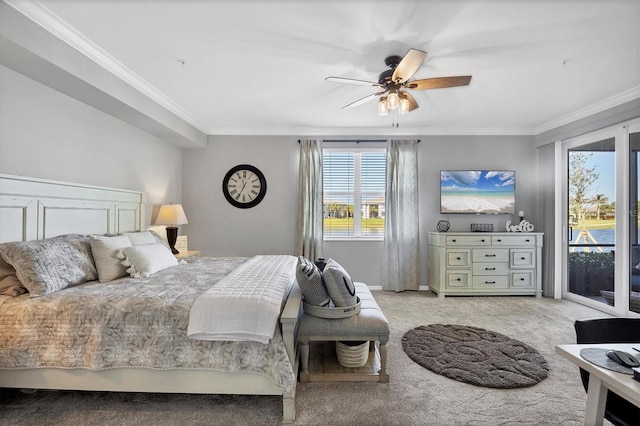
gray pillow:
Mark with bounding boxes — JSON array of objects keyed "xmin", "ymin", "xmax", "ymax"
[
  {"xmin": 89, "ymin": 235, "xmax": 132, "ymax": 282},
  {"xmin": 322, "ymin": 258, "xmax": 357, "ymax": 307},
  {"xmin": 0, "ymin": 236, "xmax": 98, "ymax": 297},
  {"xmin": 296, "ymin": 256, "xmax": 330, "ymax": 307}
]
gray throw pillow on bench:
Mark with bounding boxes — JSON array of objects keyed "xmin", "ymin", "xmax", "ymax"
[{"xmin": 296, "ymin": 256, "xmax": 330, "ymax": 306}]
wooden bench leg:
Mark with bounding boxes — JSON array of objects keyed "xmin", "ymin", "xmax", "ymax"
[
  {"xmin": 378, "ymin": 342, "xmax": 389, "ymax": 383},
  {"xmin": 300, "ymin": 341, "xmax": 310, "ymax": 383}
]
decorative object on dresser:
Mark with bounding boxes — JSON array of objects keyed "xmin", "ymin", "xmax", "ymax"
[
  {"xmin": 470, "ymin": 223, "xmax": 493, "ymax": 232},
  {"xmin": 428, "ymin": 232, "xmax": 543, "ymax": 298},
  {"xmin": 222, "ymin": 164, "xmax": 267, "ymax": 209},
  {"xmin": 506, "ymin": 219, "xmax": 535, "ymax": 232},
  {"xmin": 154, "ymin": 204, "xmax": 188, "ymax": 254},
  {"xmin": 402, "ymin": 324, "xmax": 548, "ymax": 388},
  {"xmin": 436, "ymin": 219, "xmax": 450, "ymax": 232}
]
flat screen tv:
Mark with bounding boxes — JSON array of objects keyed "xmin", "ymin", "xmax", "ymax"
[{"xmin": 440, "ymin": 170, "xmax": 515, "ymax": 214}]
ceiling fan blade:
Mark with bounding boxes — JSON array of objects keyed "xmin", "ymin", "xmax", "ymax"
[
  {"xmin": 402, "ymin": 91, "xmax": 419, "ymax": 111},
  {"xmin": 406, "ymin": 76, "xmax": 472, "ymax": 90},
  {"xmin": 391, "ymin": 48, "xmax": 427, "ymax": 83},
  {"xmin": 326, "ymin": 76, "xmax": 381, "ymax": 87},
  {"xmin": 341, "ymin": 92, "xmax": 384, "ymax": 110}
]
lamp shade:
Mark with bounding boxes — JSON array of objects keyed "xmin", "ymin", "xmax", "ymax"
[{"xmin": 155, "ymin": 204, "xmax": 188, "ymax": 226}]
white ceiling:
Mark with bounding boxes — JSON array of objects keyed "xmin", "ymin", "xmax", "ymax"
[{"xmin": 10, "ymin": 0, "xmax": 640, "ymax": 135}]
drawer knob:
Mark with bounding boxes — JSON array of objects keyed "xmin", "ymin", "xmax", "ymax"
[
  {"xmin": 486, "ymin": 281, "xmax": 496, "ymax": 284},
  {"xmin": 520, "ymin": 278, "xmax": 525, "ymax": 281},
  {"xmin": 452, "ymin": 239, "xmax": 456, "ymax": 242},
  {"xmin": 525, "ymin": 239, "xmax": 530, "ymax": 242},
  {"xmin": 456, "ymin": 278, "xmax": 461, "ymax": 282},
  {"xmin": 520, "ymin": 257, "xmax": 526, "ymax": 260},
  {"xmin": 485, "ymin": 254, "xmax": 496, "ymax": 257},
  {"xmin": 496, "ymin": 239, "xmax": 502, "ymax": 242},
  {"xmin": 456, "ymin": 257, "xmax": 461, "ymax": 260},
  {"xmin": 486, "ymin": 267, "xmax": 496, "ymax": 271},
  {"xmin": 481, "ymin": 239, "xmax": 486, "ymax": 242}
]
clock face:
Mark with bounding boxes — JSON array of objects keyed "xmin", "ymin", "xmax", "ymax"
[{"xmin": 222, "ymin": 165, "xmax": 267, "ymax": 208}]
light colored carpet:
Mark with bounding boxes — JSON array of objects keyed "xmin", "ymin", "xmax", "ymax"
[{"xmin": 0, "ymin": 292, "xmax": 613, "ymax": 426}]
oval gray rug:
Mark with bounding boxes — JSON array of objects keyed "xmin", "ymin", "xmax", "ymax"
[{"xmin": 402, "ymin": 324, "xmax": 549, "ymax": 388}]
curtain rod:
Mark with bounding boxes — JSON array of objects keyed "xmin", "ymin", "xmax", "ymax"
[{"xmin": 297, "ymin": 139, "xmax": 420, "ymax": 143}]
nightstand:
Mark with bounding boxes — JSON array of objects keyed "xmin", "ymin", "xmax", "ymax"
[{"xmin": 175, "ymin": 250, "xmax": 200, "ymax": 260}]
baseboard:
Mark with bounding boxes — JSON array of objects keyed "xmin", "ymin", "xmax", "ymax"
[{"xmin": 367, "ymin": 285, "xmax": 431, "ymax": 291}]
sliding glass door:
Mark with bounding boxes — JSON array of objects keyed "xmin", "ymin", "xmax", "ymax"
[
  {"xmin": 566, "ymin": 138, "xmax": 615, "ymax": 306},
  {"xmin": 629, "ymin": 131, "xmax": 639, "ymax": 314},
  {"xmin": 562, "ymin": 120, "xmax": 639, "ymax": 315}
]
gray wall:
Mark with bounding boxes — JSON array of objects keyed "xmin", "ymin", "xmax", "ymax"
[
  {"xmin": 0, "ymin": 66, "xmax": 183, "ymax": 217},
  {"xmin": 182, "ymin": 134, "xmax": 538, "ymax": 288},
  {"xmin": 182, "ymin": 136, "xmax": 299, "ymax": 257}
]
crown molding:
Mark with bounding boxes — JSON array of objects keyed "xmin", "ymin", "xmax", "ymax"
[
  {"xmin": 534, "ymin": 86, "xmax": 640, "ymax": 135},
  {"xmin": 205, "ymin": 126, "xmax": 536, "ymax": 137},
  {"xmin": 4, "ymin": 0, "xmax": 207, "ymax": 133}
]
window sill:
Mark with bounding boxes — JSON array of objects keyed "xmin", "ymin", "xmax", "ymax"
[{"xmin": 323, "ymin": 237, "xmax": 384, "ymax": 242}]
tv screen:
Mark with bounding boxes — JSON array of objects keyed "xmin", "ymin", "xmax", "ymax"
[{"xmin": 440, "ymin": 170, "xmax": 515, "ymax": 214}]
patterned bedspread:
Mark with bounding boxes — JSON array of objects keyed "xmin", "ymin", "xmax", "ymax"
[{"xmin": 0, "ymin": 257, "xmax": 296, "ymax": 392}]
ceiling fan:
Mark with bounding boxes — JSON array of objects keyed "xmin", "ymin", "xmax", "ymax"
[{"xmin": 326, "ymin": 48, "xmax": 472, "ymax": 116}]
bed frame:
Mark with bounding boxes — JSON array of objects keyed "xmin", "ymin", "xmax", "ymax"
[{"xmin": 0, "ymin": 174, "xmax": 302, "ymax": 422}]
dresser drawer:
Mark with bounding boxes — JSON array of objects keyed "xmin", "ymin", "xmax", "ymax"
[
  {"xmin": 446, "ymin": 235, "xmax": 491, "ymax": 246},
  {"xmin": 446, "ymin": 271, "xmax": 471, "ymax": 289},
  {"xmin": 446, "ymin": 249, "xmax": 471, "ymax": 267},
  {"xmin": 472, "ymin": 248, "xmax": 509, "ymax": 262},
  {"xmin": 472, "ymin": 263, "xmax": 509, "ymax": 275},
  {"xmin": 511, "ymin": 271, "xmax": 535, "ymax": 288},
  {"xmin": 492, "ymin": 235, "xmax": 536, "ymax": 246},
  {"xmin": 510, "ymin": 249, "xmax": 535, "ymax": 268},
  {"xmin": 472, "ymin": 276, "xmax": 509, "ymax": 289}
]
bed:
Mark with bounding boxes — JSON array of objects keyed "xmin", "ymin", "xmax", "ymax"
[{"xmin": 0, "ymin": 174, "xmax": 303, "ymax": 422}]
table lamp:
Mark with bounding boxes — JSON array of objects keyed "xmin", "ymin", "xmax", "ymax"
[{"xmin": 154, "ymin": 204, "xmax": 188, "ymax": 254}]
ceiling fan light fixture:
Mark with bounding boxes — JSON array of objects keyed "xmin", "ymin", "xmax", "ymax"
[
  {"xmin": 388, "ymin": 91, "xmax": 399, "ymax": 110},
  {"xmin": 378, "ymin": 97, "xmax": 389, "ymax": 116},
  {"xmin": 399, "ymin": 96, "xmax": 410, "ymax": 115}
]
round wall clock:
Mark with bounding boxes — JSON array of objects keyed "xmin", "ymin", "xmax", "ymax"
[{"xmin": 222, "ymin": 164, "xmax": 267, "ymax": 208}]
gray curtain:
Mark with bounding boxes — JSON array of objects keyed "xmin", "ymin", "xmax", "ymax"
[
  {"xmin": 537, "ymin": 142, "xmax": 556, "ymax": 297},
  {"xmin": 383, "ymin": 139, "xmax": 420, "ymax": 292},
  {"xmin": 295, "ymin": 139, "xmax": 323, "ymax": 260}
]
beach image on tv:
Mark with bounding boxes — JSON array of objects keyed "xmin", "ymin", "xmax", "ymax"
[{"xmin": 441, "ymin": 170, "xmax": 515, "ymax": 214}]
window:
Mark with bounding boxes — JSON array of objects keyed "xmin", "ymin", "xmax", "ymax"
[{"xmin": 323, "ymin": 148, "xmax": 386, "ymax": 239}]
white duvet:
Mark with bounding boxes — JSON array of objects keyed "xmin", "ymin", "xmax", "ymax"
[{"xmin": 187, "ymin": 255, "xmax": 297, "ymax": 344}]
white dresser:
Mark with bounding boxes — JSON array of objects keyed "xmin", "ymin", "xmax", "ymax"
[{"xmin": 428, "ymin": 232, "xmax": 543, "ymax": 298}]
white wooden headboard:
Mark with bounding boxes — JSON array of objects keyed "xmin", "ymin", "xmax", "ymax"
[{"xmin": 0, "ymin": 174, "xmax": 147, "ymax": 243}]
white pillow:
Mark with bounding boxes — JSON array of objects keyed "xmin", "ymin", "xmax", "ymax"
[
  {"xmin": 89, "ymin": 235, "xmax": 132, "ymax": 282},
  {"xmin": 118, "ymin": 243, "xmax": 178, "ymax": 278},
  {"xmin": 124, "ymin": 231, "xmax": 156, "ymax": 246}
]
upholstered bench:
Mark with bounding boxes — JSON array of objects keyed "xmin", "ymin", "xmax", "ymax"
[{"xmin": 298, "ymin": 282, "xmax": 390, "ymax": 383}]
